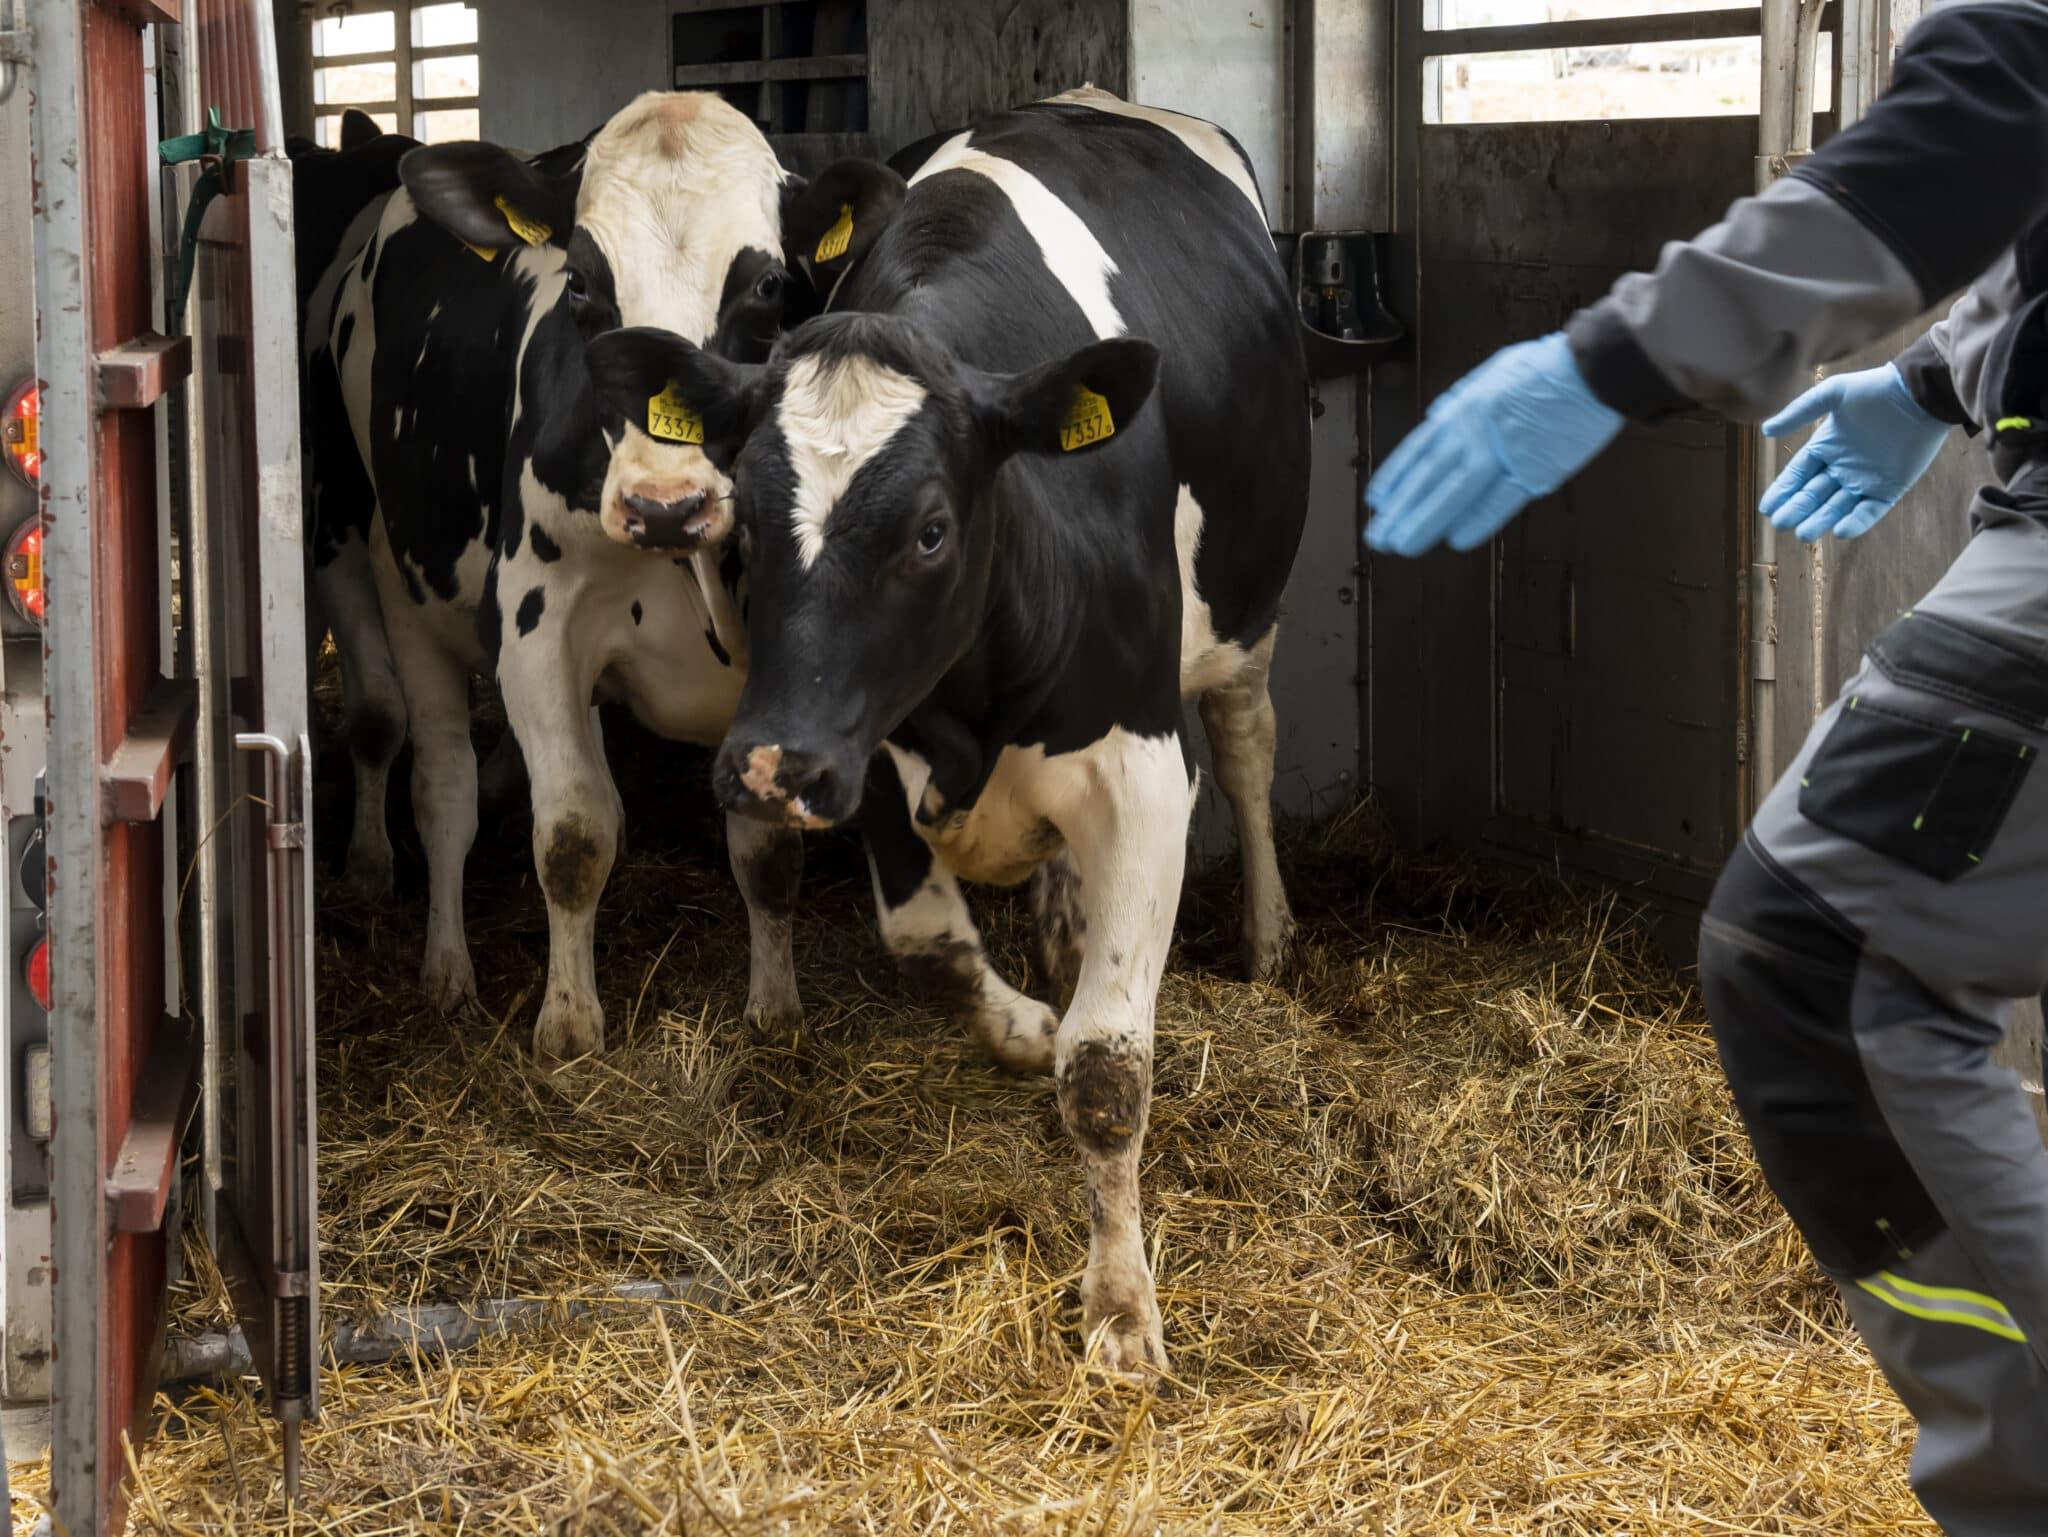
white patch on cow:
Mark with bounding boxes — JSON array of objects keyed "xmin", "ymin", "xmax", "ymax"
[
  {"xmin": 1171, "ymin": 484, "xmax": 1248, "ymax": 696},
  {"xmin": 577, "ymin": 91, "xmax": 786, "ymax": 343},
  {"xmin": 427, "ymin": 302, "xmax": 443, "ymax": 325},
  {"xmin": 909, "ymin": 133, "xmax": 1126, "ymax": 339},
  {"xmin": 1047, "ymin": 85, "xmax": 1268, "ymax": 225},
  {"xmin": 778, "ymin": 352, "xmax": 928, "ymax": 569},
  {"xmin": 576, "ymin": 93, "xmax": 790, "ymax": 545},
  {"xmin": 467, "ymin": 454, "xmax": 480, "ymax": 493}
]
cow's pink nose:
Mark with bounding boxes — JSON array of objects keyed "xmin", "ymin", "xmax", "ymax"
[{"xmin": 620, "ymin": 490, "xmax": 717, "ymax": 549}]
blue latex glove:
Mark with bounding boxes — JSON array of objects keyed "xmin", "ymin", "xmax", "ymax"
[
  {"xmin": 1364, "ymin": 333, "xmax": 1624, "ymax": 558},
  {"xmin": 1759, "ymin": 364, "xmax": 1949, "ymax": 542}
]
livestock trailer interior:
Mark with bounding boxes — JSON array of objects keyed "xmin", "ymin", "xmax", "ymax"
[{"xmin": 5, "ymin": 0, "xmax": 2031, "ymax": 1529}]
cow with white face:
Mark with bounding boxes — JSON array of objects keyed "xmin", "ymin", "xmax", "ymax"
[
  {"xmin": 586, "ymin": 88, "xmax": 1311, "ymax": 1373},
  {"xmin": 314, "ymin": 92, "xmax": 810, "ymax": 1059}
]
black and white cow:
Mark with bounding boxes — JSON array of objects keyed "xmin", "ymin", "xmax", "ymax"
[
  {"xmin": 311, "ymin": 92, "xmax": 809, "ymax": 1058},
  {"xmin": 586, "ymin": 87, "xmax": 1310, "ymax": 1372}
]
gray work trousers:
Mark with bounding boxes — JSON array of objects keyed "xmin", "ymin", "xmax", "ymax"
[{"xmin": 1698, "ymin": 468, "xmax": 2048, "ymax": 1535}]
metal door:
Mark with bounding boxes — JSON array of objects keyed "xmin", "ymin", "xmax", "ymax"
[
  {"xmin": 31, "ymin": 0, "xmax": 313, "ymax": 1526},
  {"xmin": 1367, "ymin": 3, "xmax": 1803, "ymax": 920},
  {"xmin": 186, "ymin": 0, "xmax": 321, "ymax": 1492}
]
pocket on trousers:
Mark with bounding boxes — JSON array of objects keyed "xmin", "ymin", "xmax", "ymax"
[{"xmin": 1798, "ymin": 697, "xmax": 2034, "ymax": 882}]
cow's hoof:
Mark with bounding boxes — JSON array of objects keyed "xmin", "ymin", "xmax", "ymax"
[
  {"xmin": 742, "ymin": 993, "xmax": 804, "ymax": 1044},
  {"xmin": 420, "ymin": 946, "xmax": 477, "ymax": 1013},
  {"xmin": 533, "ymin": 995, "xmax": 604, "ymax": 1062},
  {"xmin": 1242, "ymin": 910, "xmax": 1298, "ymax": 983},
  {"xmin": 343, "ymin": 852, "xmax": 395, "ymax": 905},
  {"xmin": 1081, "ymin": 1307, "xmax": 1169, "ymax": 1380},
  {"xmin": 971, "ymin": 996, "xmax": 1058, "ymax": 1076}
]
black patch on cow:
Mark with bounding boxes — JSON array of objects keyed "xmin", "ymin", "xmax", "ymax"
[
  {"xmin": 530, "ymin": 524, "xmax": 563, "ymax": 562},
  {"xmin": 335, "ymin": 311, "xmax": 356, "ymax": 365},
  {"xmin": 894, "ymin": 937, "xmax": 983, "ymax": 1023},
  {"xmin": 540, "ymin": 813, "xmax": 606, "ymax": 910},
  {"xmin": 515, "ymin": 585, "xmax": 546, "ymax": 636},
  {"xmin": 476, "ymin": 561, "xmax": 502, "ymax": 659},
  {"xmin": 732, "ymin": 827, "xmax": 803, "ymax": 920},
  {"xmin": 704, "ymin": 626, "xmax": 729, "ymax": 665},
  {"xmin": 1056, "ymin": 1038, "xmax": 1148, "ymax": 1156},
  {"xmin": 626, "ymin": 599, "xmax": 641, "ymax": 626}
]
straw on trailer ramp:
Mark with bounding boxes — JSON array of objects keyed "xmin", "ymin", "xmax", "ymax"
[{"xmin": 12, "ymin": 725, "xmax": 1929, "ymax": 1534}]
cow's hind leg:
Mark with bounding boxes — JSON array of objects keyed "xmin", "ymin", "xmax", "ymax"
[
  {"xmin": 1047, "ymin": 728, "xmax": 1193, "ymax": 1376},
  {"xmin": 861, "ymin": 754, "xmax": 1056, "ymax": 1074},
  {"xmin": 726, "ymin": 813, "xmax": 803, "ymax": 1033},
  {"xmin": 1029, "ymin": 847, "xmax": 1086, "ymax": 995},
  {"xmin": 319, "ymin": 534, "xmax": 408, "ymax": 901},
  {"xmin": 1199, "ymin": 628, "xmax": 1294, "ymax": 979},
  {"xmin": 375, "ymin": 570, "xmax": 478, "ymax": 1011}
]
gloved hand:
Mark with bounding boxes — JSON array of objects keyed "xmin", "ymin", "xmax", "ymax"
[
  {"xmin": 1759, "ymin": 363, "xmax": 1949, "ymax": 542},
  {"xmin": 1364, "ymin": 333, "xmax": 1624, "ymax": 558}
]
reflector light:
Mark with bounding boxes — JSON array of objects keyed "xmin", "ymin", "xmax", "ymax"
[
  {"xmin": 2, "ymin": 379, "xmax": 38, "ymax": 486},
  {"xmin": 3, "ymin": 518, "xmax": 41, "ymax": 627},
  {"xmin": 25, "ymin": 934, "xmax": 48, "ymax": 1012}
]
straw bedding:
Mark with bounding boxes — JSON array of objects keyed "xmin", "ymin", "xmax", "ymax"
[{"xmin": 13, "ymin": 699, "xmax": 1929, "ymax": 1534}]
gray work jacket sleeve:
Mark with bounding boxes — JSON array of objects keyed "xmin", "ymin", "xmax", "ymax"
[
  {"xmin": 1894, "ymin": 249, "xmax": 2029, "ymax": 434},
  {"xmin": 1563, "ymin": 0, "xmax": 2048, "ymax": 424}
]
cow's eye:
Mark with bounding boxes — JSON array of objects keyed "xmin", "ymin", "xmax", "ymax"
[
  {"xmin": 916, "ymin": 520, "xmax": 947, "ymax": 557},
  {"xmin": 755, "ymin": 268, "xmax": 783, "ymax": 302},
  {"xmin": 564, "ymin": 268, "xmax": 589, "ymax": 302}
]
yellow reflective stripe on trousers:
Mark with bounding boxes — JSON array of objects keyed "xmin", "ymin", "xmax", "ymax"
[{"xmin": 1856, "ymin": 1271, "xmax": 2027, "ymax": 1343}]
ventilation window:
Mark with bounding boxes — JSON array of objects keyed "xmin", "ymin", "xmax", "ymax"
[
  {"xmin": 310, "ymin": 3, "xmax": 480, "ymax": 146},
  {"xmin": 1422, "ymin": 0, "xmax": 1833, "ymax": 123}
]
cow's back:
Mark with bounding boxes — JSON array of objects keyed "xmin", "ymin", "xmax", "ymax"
[{"xmin": 869, "ymin": 93, "xmax": 1311, "ymax": 651}]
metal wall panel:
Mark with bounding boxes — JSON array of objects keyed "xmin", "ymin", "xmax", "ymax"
[
  {"xmin": 867, "ymin": 0, "xmax": 1126, "ymax": 153},
  {"xmin": 1371, "ymin": 107, "xmax": 1755, "ymax": 913}
]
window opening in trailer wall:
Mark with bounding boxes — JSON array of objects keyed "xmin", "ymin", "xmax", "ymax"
[{"xmin": 311, "ymin": 1, "xmax": 479, "ymax": 145}]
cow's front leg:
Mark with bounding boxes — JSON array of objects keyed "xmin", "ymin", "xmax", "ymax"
[
  {"xmin": 861, "ymin": 753, "xmax": 1057, "ymax": 1073},
  {"xmin": 1048, "ymin": 730, "xmax": 1193, "ymax": 1376},
  {"xmin": 725, "ymin": 813, "xmax": 802, "ymax": 1033},
  {"xmin": 499, "ymin": 628, "xmax": 615, "ymax": 1061}
]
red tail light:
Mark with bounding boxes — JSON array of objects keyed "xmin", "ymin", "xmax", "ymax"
[
  {"xmin": 3, "ymin": 518, "xmax": 41, "ymax": 627},
  {"xmin": 2, "ymin": 379, "xmax": 37, "ymax": 487},
  {"xmin": 24, "ymin": 934, "xmax": 48, "ymax": 1012}
]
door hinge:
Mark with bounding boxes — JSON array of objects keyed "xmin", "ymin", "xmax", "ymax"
[{"xmin": 1750, "ymin": 562, "xmax": 1779, "ymax": 682}]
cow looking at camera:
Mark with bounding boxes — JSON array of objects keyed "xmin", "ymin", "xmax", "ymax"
[{"xmin": 587, "ymin": 87, "xmax": 1311, "ymax": 1373}]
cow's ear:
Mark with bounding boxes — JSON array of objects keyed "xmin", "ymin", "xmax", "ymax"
[
  {"xmin": 783, "ymin": 159, "xmax": 907, "ymax": 280},
  {"xmin": 339, "ymin": 109, "xmax": 383, "ymax": 151},
  {"xmin": 400, "ymin": 141, "xmax": 574, "ymax": 253},
  {"xmin": 975, "ymin": 338, "xmax": 1161, "ymax": 462},
  {"xmin": 586, "ymin": 326, "xmax": 765, "ymax": 448}
]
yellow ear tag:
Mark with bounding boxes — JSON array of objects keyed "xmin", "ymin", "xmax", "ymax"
[
  {"xmin": 494, "ymin": 195, "xmax": 552, "ymax": 247},
  {"xmin": 1059, "ymin": 386, "xmax": 1115, "ymax": 453},
  {"xmin": 815, "ymin": 203, "xmax": 854, "ymax": 264},
  {"xmin": 648, "ymin": 382, "xmax": 705, "ymax": 445},
  {"xmin": 460, "ymin": 239, "xmax": 499, "ymax": 262}
]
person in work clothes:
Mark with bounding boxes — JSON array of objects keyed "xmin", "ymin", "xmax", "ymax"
[{"xmin": 1362, "ymin": 1, "xmax": 2048, "ymax": 1530}]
